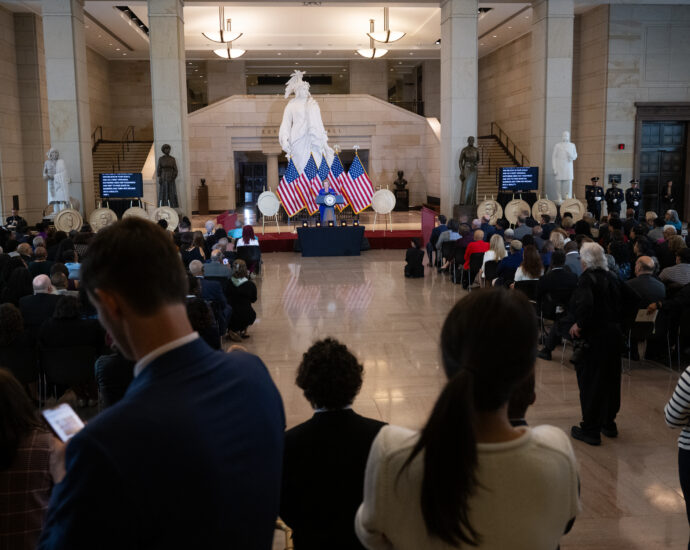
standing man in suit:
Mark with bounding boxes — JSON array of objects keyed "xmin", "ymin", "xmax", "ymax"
[
  {"xmin": 605, "ymin": 180, "xmax": 624, "ymax": 218},
  {"xmin": 585, "ymin": 177, "xmax": 604, "ymax": 221},
  {"xmin": 625, "ymin": 179, "xmax": 641, "ymax": 221},
  {"xmin": 281, "ymin": 338, "xmax": 385, "ymax": 550},
  {"xmin": 38, "ymin": 218, "xmax": 285, "ymax": 550},
  {"xmin": 18, "ymin": 275, "xmax": 61, "ymax": 336}
]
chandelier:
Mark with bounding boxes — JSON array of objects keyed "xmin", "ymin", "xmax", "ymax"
[
  {"xmin": 367, "ymin": 8, "xmax": 405, "ymax": 44},
  {"xmin": 202, "ymin": 7, "xmax": 243, "ymax": 43},
  {"xmin": 356, "ymin": 20, "xmax": 388, "ymax": 59}
]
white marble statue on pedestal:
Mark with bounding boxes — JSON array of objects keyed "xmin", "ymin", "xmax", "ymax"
[
  {"xmin": 279, "ymin": 70, "xmax": 334, "ymax": 173},
  {"xmin": 43, "ymin": 148, "xmax": 71, "ymax": 215},
  {"xmin": 551, "ymin": 131, "xmax": 578, "ymax": 204}
]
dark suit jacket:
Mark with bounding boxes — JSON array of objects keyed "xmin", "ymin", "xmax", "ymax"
[
  {"xmin": 28, "ymin": 260, "xmax": 53, "ymax": 278},
  {"xmin": 655, "ymin": 241, "xmax": 676, "ymax": 271},
  {"xmin": 281, "ymin": 409, "xmax": 385, "ymax": 550},
  {"xmin": 18, "ymin": 293, "xmax": 61, "ymax": 334},
  {"xmin": 537, "ymin": 267, "xmax": 578, "ymax": 317},
  {"xmin": 626, "ymin": 274, "xmax": 666, "ymax": 308},
  {"xmin": 38, "ymin": 341, "xmax": 285, "ymax": 550}
]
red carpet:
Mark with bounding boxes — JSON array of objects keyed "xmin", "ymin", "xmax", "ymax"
[{"xmin": 257, "ymin": 228, "xmax": 421, "ymax": 253}]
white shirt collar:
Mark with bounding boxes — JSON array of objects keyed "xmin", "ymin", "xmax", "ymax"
[
  {"xmin": 133, "ymin": 332, "xmax": 199, "ymax": 377},
  {"xmin": 314, "ymin": 405, "xmax": 352, "ymax": 413}
]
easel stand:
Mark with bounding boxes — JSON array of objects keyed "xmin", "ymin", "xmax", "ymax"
[
  {"xmin": 262, "ymin": 214, "xmax": 280, "ymax": 235},
  {"xmin": 373, "ymin": 211, "xmax": 393, "ymax": 233}
]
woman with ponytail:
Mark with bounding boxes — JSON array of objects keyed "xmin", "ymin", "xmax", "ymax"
[{"xmin": 355, "ymin": 288, "xmax": 579, "ymax": 549}]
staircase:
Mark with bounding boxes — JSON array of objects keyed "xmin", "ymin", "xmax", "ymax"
[
  {"xmin": 476, "ymin": 123, "xmax": 530, "ymax": 201},
  {"xmin": 92, "ymin": 136, "xmax": 152, "ymax": 200}
]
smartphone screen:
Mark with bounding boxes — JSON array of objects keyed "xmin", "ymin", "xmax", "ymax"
[
  {"xmin": 223, "ymin": 258, "xmax": 229, "ymax": 265},
  {"xmin": 42, "ymin": 403, "xmax": 85, "ymax": 442}
]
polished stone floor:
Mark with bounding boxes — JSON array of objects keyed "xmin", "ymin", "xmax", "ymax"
[{"xmin": 245, "ymin": 250, "xmax": 688, "ymax": 550}]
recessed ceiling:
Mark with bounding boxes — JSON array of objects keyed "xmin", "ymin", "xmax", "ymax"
[{"xmin": 1, "ymin": 1, "xmax": 533, "ymax": 61}]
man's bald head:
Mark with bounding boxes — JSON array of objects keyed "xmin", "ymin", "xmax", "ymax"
[
  {"xmin": 635, "ymin": 255, "xmax": 655, "ymax": 275},
  {"xmin": 33, "ymin": 274, "xmax": 53, "ymax": 294}
]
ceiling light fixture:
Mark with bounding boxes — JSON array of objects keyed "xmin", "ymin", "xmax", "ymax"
[
  {"xmin": 357, "ymin": 19, "xmax": 388, "ymax": 59},
  {"xmin": 213, "ymin": 44, "xmax": 246, "ymax": 59},
  {"xmin": 367, "ymin": 7, "xmax": 405, "ymax": 44},
  {"xmin": 203, "ymin": 7, "xmax": 243, "ymax": 43}
]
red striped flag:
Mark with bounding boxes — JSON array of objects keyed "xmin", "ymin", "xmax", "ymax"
[
  {"xmin": 342, "ymin": 154, "xmax": 374, "ymax": 214},
  {"xmin": 296, "ymin": 156, "xmax": 319, "ymax": 214},
  {"xmin": 321, "ymin": 157, "xmax": 346, "ymax": 212},
  {"xmin": 276, "ymin": 158, "xmax": 305, "ymax": 217}
]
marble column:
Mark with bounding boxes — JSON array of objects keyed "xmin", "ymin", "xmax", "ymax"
[
  {"xmin": 42, "ymin": 0, "xmax": 94, "ymax": 215},
  {"xmin": 530, "ymin": 0, "xmax": 574, "ymax": 199},
  {"xmin": 440, "ymin": 0, "xmax": 478, "ymax": 218},
  {"xmin": 265, "ymin": 153, "xmax": 279, "ymax": 192},
  {"xmin": 15, "ymin": 13, "xmax": 51, "ymax": 221},
  {"xmin": 148, "ymin": 0, "xmax": 191, "ymax": 214}
]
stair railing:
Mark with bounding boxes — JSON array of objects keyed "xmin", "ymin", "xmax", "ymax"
[
  {"xmin": 91, "ymin": 126, "xmax": 103, "ymax": 152},
  {"xmin": 489, "ymin": 122, "xmax": 530, "ymax": 167}
]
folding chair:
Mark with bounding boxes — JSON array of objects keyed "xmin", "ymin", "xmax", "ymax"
[{"xmin": 467, "ymin": 252, "xmax": 485, "ymax": 291}]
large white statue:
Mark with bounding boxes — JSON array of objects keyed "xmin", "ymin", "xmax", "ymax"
[
  {"xmin": 551, "ymin": 131, "xmax": 578, "ymax": 204},
  {"xmin": 279, "ymin": 70, "xmax": 334, "ymax": 173},
  {"xmin": 42, "ymin": 148, "xmax": 71, "ymax": 214}
]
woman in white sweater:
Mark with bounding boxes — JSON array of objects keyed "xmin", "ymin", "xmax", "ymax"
[{"xmin": 355, "ymin": 288, "xmax": 580, "ymax": 550}]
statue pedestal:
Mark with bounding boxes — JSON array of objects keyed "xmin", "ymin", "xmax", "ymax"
[
  {"xmin": 197, "ymin": 185, "xmax": 209, "ymax": 215},
  {"xmin": 393, "ymin": 189, "xmax": 409, "ymax": 211}
]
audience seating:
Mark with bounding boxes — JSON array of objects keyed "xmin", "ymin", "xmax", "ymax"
[
  {"xmin": 275, "ymin": 519, "xmax": 294, "ymax": 550},
  {"xmin": 236, "ymin": 245, "xmax": 262, "ymax": 275},
  {"xmin": 467, "ymin": 252, "xmax": 485, "ymax": 291},
  {"xmin": 483, "ymin": 260, "xmax": 498, "ymax": 285},
  {"xmin": 0, "ymin": 346, "xmax": 39, "ymax": 393},
  {"xmin": 40, "ymin": 345, "xmax": 98, "ymax": 401}
]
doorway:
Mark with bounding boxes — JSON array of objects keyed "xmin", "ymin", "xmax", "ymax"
[
  {"xmin": 637, "ymin": 118, "xmax": 687, "ymax": 219},
  {"xmin": 234, "ymin": 153, "xmax": 267, "ymax": 208}
]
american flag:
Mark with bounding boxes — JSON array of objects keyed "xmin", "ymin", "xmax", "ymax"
[
  {"xmin": 343, "ymin": 154, "xmax": 374, "ymax": 214},
  {"xmin": 296, "ymin": 156, "xmax": 319, "ymax": 214},
  {"xmin": 307, "ymin": 155, "xmax": 323, "ymax": 197},
  {"xmin": 319, "ymin": 157, "xmax": 346, "ymax": 211},
  {"xmin": 330, "ymin": 154, "xmax": 351, "ymax": 211},
  {"xmin": 276, "ymin": 158, "xmax": 305, "ymax": 217}
]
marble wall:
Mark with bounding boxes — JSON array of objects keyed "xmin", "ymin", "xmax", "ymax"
[
  {"xmin": 0, "ymin": 7, "xmax": 27, "ymax": 219},
  {"xmin": 187, "ymin": 94, "xmax": 439, "ymax": 212},
  {"xmin": 478, "ymin": 34, "xmax": 532, "ymax": 158},
  {"xmin": 349, "ymin": 60, "xmax": 388, "ymax": 101},
  {"xmin": 422, "ymin": 59, "xmax": 440, "ymax": 120},
  {"xmin": 571, "ymin": 6, "xmax": 609, "ymax": 199},
  {"xmin": 207, "ymin": 60, "xmax": 247, "ymax": 104},
  {"xmin": 87, "ymin": 48, "xmax": 111, "ymax": 138},
  {"xmin": 604, "ymin": 4, "xmax": 690, "ymax": 189}
]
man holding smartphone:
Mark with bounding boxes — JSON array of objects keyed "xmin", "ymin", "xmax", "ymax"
[{"xmin": 38, "ymin": 218, "xmax": 285, "ymax": 550}]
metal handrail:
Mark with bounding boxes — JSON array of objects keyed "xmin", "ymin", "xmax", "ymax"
[
  {"xmin": 121, "ymin": 126, "xmax": 135, "ymax": 156},
  {"xmin": 91, "ymin": 126, "xmax": 103, "ymax": 151},
  {"xmin": 490, "ymin": 122, "xmax": 530, "ymax": 167}
]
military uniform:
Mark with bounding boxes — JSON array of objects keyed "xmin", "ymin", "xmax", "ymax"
[
  {"xmin": 585, "ymin": 178, "xmax": 604, "ymax": 220},
  {"xmin": 625, "ymin": 180, "xmax": 641, "ymax": 220},
  {"xmin": 605, "ymin": 186, "xmax": 624, "ymax": 217}
]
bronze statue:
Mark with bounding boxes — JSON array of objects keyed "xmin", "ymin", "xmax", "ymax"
[
  {"xmin": 459, "ymin": 136, "xmax": 480, "ymax": 206},
  {"xmin": 393, "ymin": 170, "xmax": 407, "ymax": 190},
  {"xmin": 157, "ymin": 144, "xmax": 179, "ymax": 208}
]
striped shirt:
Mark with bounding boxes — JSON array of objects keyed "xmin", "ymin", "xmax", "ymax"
[
  {"xmin": 664, "ymin": 366, "xmax": 690, "ymax": 450},
  {"xmin": 659, "ymin": 263, "xmax": 690, "ymax": 286}
]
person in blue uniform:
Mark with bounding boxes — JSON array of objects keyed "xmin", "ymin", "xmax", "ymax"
[
  {"xmin": 605, "ymin": 180, "xmax": 624, "ymax": 218},
  {"xmin": 625, "ymin": 179, "xmax": 641, "ymax": 220},
  {"xmin": 318, "ymin": 180, "xmax": 337, "ymax": 224},
  {"xmin": 585, "ymin": 177, "xmax": 604, "ymax": 221}
]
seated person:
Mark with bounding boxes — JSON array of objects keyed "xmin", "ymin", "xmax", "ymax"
[
  {"xmin": 50, "ymin": 272, "xmax": 79, "ymax": 297},
  {"xmin": 203, "ymin": 249, "xmax": 231, "ymax": 279},
  {"xmin": 532, "ymin": 225, "xmax": 546, "ymax": 251},
  {"xmin": 185, "ymin": 296, "xmax": 221, "ymax": 350},
  {"xmin": 537, "ymin": 250, "xmax": 577, "ymax": 320},
  {"xmin": 61, "ymin": 249, "xmax": 81, "ymax": 281},
  {"xmin": 28, "ymin": 247, "xmax": 52, "ymax": 278},
  {"xmin": 189, "ymin": 260, "xmax": 231, "ymax": 335},
  {"xmin": 660, "ymin": 248, "xmax": 690, "ymax": 287},
  {"xmin": 514, "ymin": 245, "xmax": 544, "ymax": 282},
  {"xmin": 18, "ymin": 275, "xmax": 60, "ymax": 336},
  {"xmin": 479, "ymin": 234, "xmax": 506, "ymax": 284},
  {"xmin": 494, "ymin": 240, "xmax": 523, "ymax": 286},
  {"xmin": 404, "ymin": 238, "xmax": 424, "ymax": 278},
  {"xmin": 281, "ymin": 338, "xmax": 385, "ymax": 550},
  {"xmin": 435, "ymin": 218, "xmax": 460, "ymax": 255},
  {"xmin": 463, "ymin": 230, "xmax": 489, "ymax": 270},
  {"xmin": 426, "ymin": 215, "xmax": 447, "ymax": 265},
  {"xmin": 236, "ymin": 225, "xmax": 259, "ymax": 248},
  {"xmin": 0, "ymin": 369, "xmax": 65, "ymax": 550},
  {"xmin": 227, "ymin": 260, "xmax": 257, "ymax": 341}
]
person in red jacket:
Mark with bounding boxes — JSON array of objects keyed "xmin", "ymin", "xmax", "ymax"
[{"xmin": 464, "ymin": 229, "xmax": 490, "ymax": 269}]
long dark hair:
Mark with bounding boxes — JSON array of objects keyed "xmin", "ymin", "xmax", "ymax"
[
  {"xmin": 400, "ymin": 288, "xmax": 538, "ymax": 545},
  {"xmin": 0, "ymin": 368, "xmax": 41, "ymax": 469},
  {"xmin": 521, "ymin": 244, "xmax": 543, "ymax": 279}
]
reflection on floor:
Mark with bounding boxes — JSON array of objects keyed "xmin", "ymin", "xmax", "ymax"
[{"xmin": 238, "ymin": 249, "xmax": 686, "ymax": 550}]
